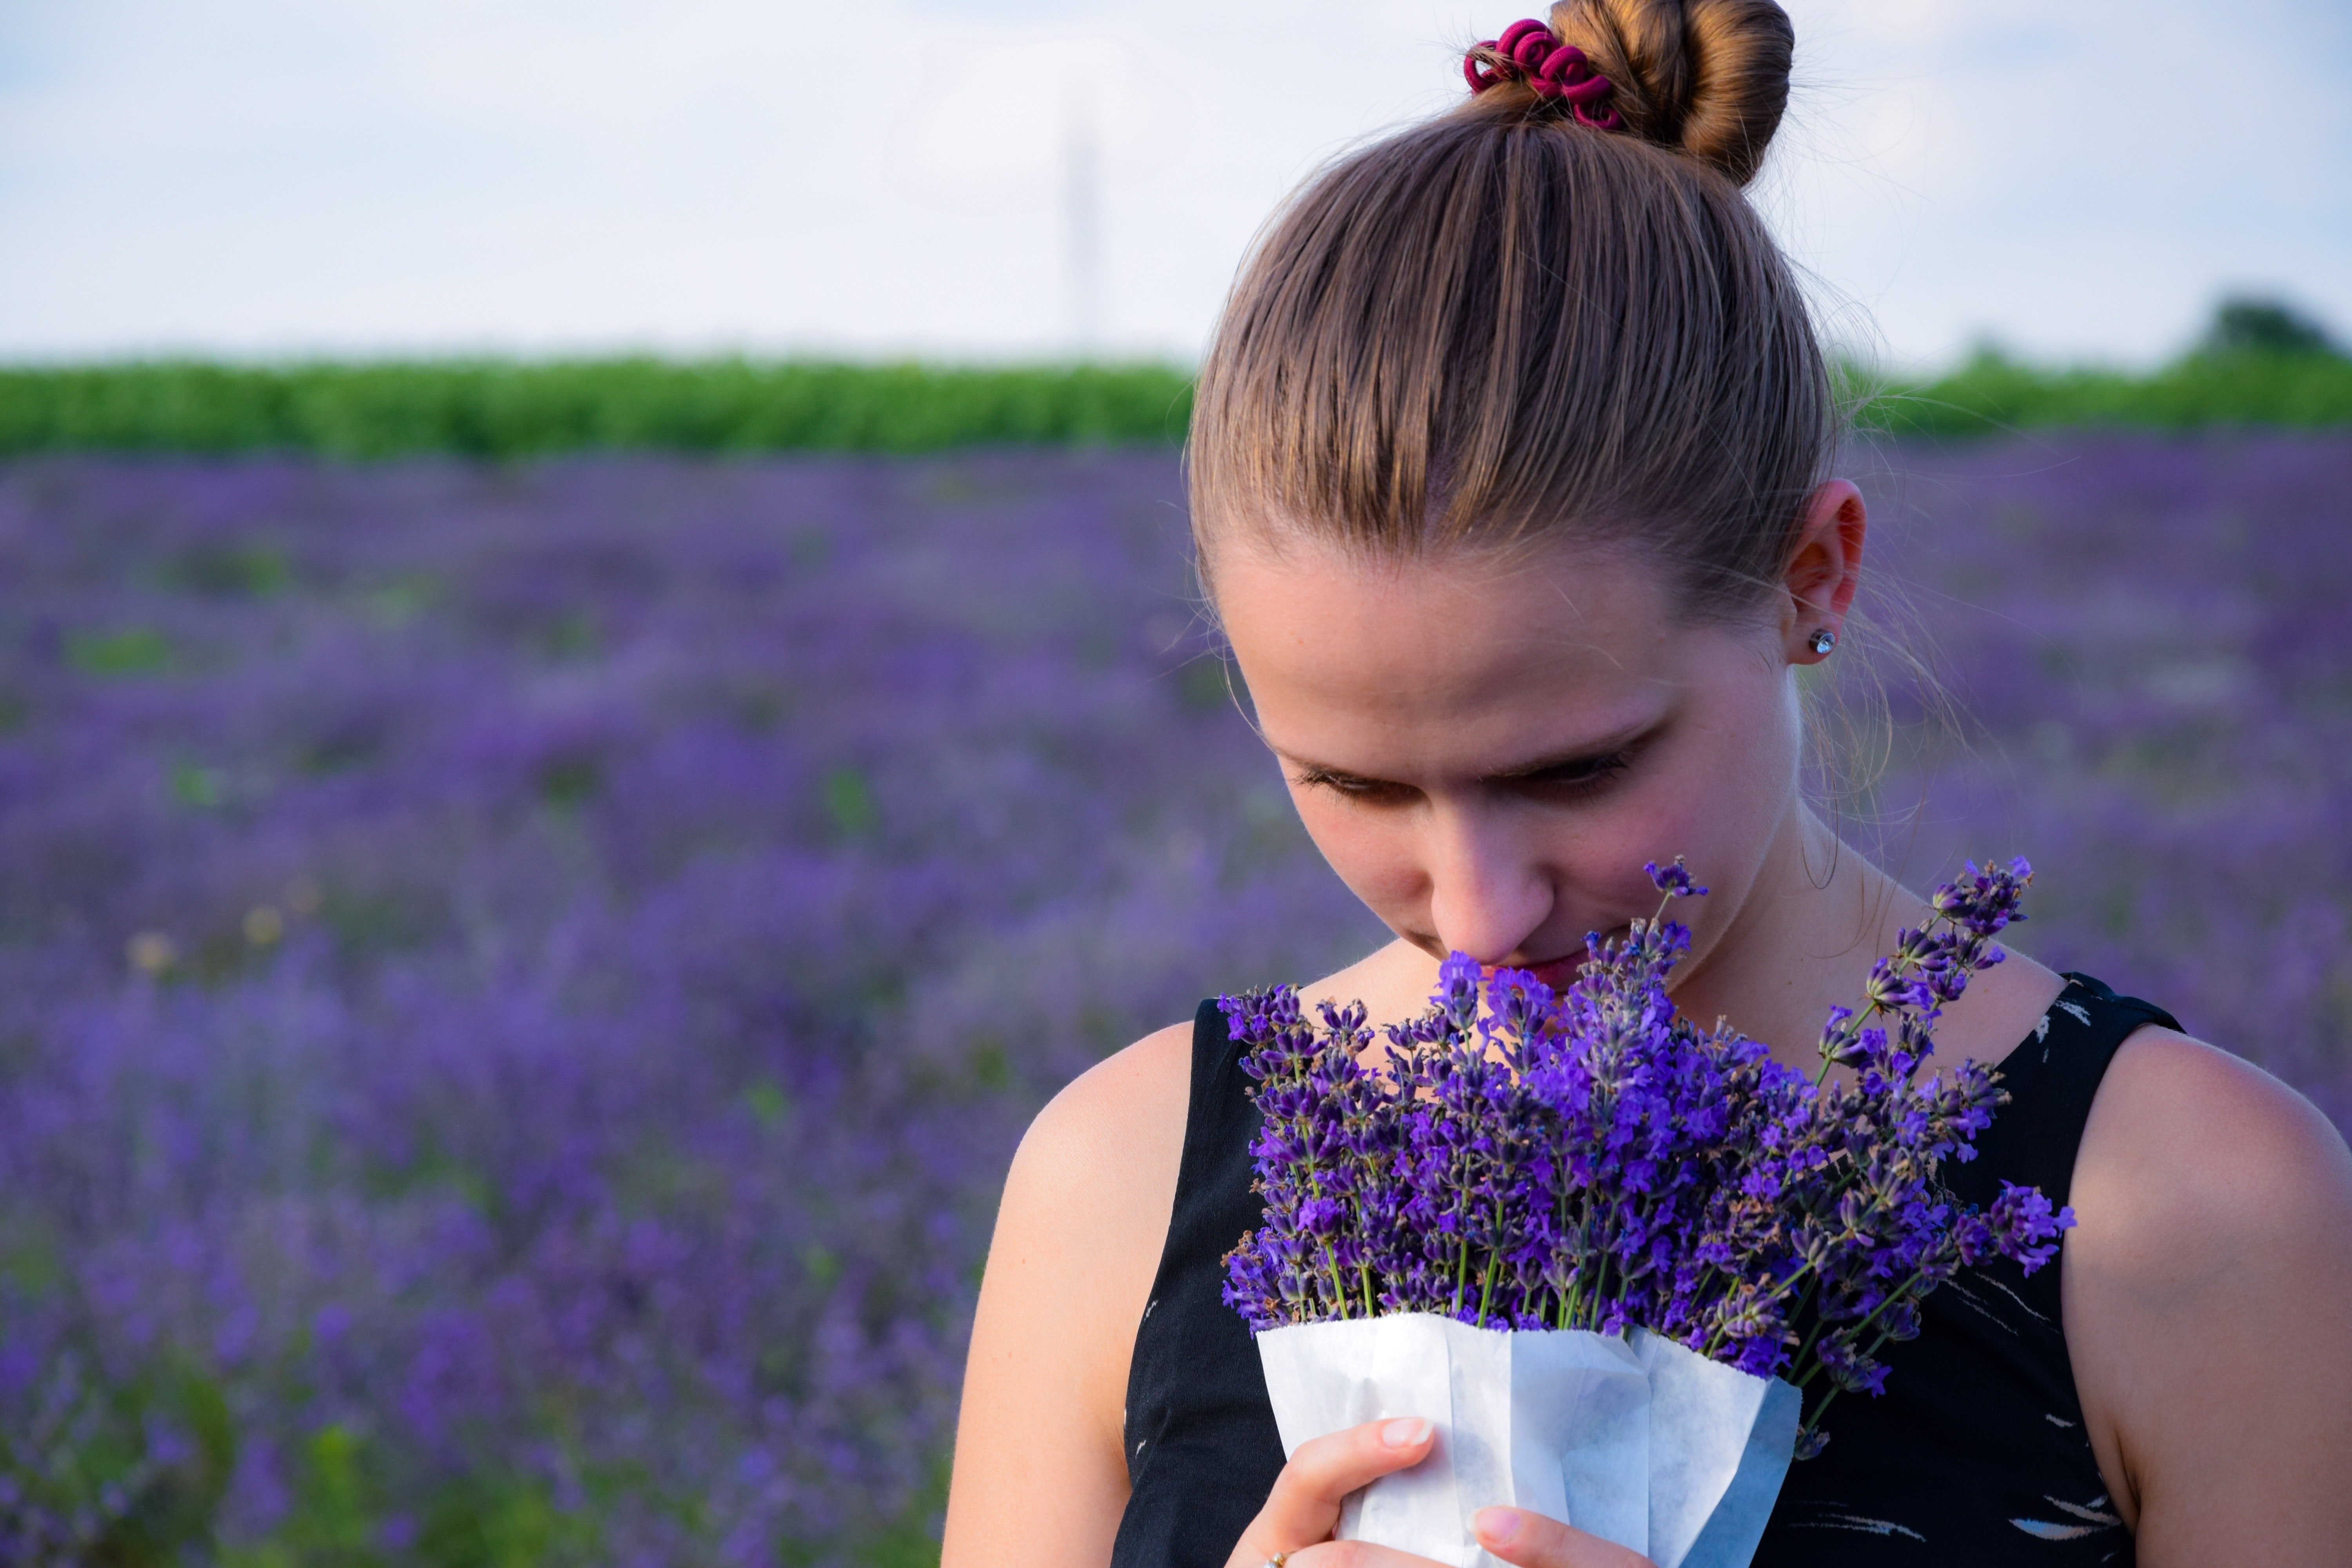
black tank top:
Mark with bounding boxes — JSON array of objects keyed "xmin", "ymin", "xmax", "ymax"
[{"xmin": 1111, "ymin": 973, "xmax": 2179, "ymax": 1567}]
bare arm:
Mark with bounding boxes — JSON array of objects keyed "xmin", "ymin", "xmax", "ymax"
[
  {"xmin": 940, "ymin": 1022, "xmax": 1193, "ymax": 1568},
  {"xmin": 2068, "ymin": 1028, "xmax": 2352, "ymax": 1563},
  {"xmin": 941, "ymin": 1025, "xmax": 1644, "ymax": 1568}
]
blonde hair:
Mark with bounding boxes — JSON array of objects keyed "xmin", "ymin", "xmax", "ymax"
[{"xmin": 1189, "ymin": 0, "xmax": 1829, "ymax": 622}]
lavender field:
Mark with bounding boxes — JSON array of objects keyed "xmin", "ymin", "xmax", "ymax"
[{"xmin": 0, "ymin": 436, "xmax": 2345, "ymax": 1565}]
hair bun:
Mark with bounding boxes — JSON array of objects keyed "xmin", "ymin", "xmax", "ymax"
[{"xmin": 1543, "ymin": 0, "xmax": 1794, "ymax": 185}]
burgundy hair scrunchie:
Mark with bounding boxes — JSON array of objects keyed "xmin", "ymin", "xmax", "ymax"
[{"xmin": 1464, "ymin": 18, "xmax": 1626, "ymax": 131}]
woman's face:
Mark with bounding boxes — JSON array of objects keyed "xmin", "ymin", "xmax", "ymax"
[{"xmin": 1214, "ymin": 532, "xmax": 1808, "ymax": 991}]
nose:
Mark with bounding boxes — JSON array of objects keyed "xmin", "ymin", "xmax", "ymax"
[{"xmin": 1421, "ymin": 802, "xmax": 1555, "ymax": 966}]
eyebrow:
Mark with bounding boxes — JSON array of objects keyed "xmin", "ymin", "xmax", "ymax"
[{"xmin": 1283, "ymin": 719, "xmax": 1657, "ymax": 788}]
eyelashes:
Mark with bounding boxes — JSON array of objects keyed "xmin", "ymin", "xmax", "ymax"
[
  {"xmin": 1512, "ymin": 749, "xmax": 1632, "ymax": 796},
  {"xmin": 1294, "ymin": 749, "xmax": 1634, "ymax": 803},
  {"xmin": 1291, "ymin": 767, "xmax": 1403, "ymax": 800}
]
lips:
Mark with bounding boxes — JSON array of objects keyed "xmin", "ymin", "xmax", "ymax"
[
  {"xmin": 1518, "ymin": 954, "xmax": 1584, "ymax": 989},
  {"xmin": 1496, "ymin": 926, "xmax": 1635, "ymax": 991},
  {"xmin": 1416, "ymin": 926, "xmax": 1636, "ymax": 995}
]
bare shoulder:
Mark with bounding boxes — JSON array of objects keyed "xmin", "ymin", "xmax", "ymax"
[
  {"xmin": 984, "ymin": 1016, "xmax": 1198, "ymax": 1359},
  {"xmin": 942, "ymin": 1018, "xmax": 1196, "ymax": 1566},
  {"xmin": 2067, "ymin": 1024, "xmax": 2352, "ymax": 1556},
  {"xmin": 1007, "ymin": 1017, "xmax": 1196, "ymax": 1237},
  {"xmin": 2076, "ymin": 1025, "xmax": 2352, "ymax": 1276}
]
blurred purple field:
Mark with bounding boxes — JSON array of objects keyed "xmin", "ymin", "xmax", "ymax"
[
  {"xmin": 1847, "ymin": 434, "xmax": 2352, "ymax": 1129},
  {"xmin": 0, "ymin": 436, "xmax": 2345, "ymax": 1565}
]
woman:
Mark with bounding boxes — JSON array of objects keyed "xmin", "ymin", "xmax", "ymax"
[{"xmin": 940, "ymin": 2, "xmax": 2352, "ymax": 1563}]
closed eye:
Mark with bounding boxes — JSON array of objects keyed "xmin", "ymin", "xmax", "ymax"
[
  {"xmin": 1499, "ymin": 748, "xmax": 1632, "ymax": 797},
  {"xmin": 1292, "ymin": 766, "xmax": 1412, "ymax": 804},
  {"xmin": 1290, "ymin": 746, "xmax": 1636, "ymax": 804}
]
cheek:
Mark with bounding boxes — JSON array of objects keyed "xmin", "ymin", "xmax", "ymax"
[
  {"xmin": 1638, "ymin": 701, "xmax": 1792, "ymax": 842},
  {"xmin": 1536, "ymin": 683, "xmax": 1801, "ymax": 900},
  {"xmin": 1287, "ymin": 788, "xmax": 1417, "ymax": 907},
  {"xmin": 1600, "ymin": 676, "xmax": 1801, "ymax": 897}
]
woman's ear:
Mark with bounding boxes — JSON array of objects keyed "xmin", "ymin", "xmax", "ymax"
[{"xmin": 1781, "ymin": 480, "xmax": 1867, "ymax": 664}]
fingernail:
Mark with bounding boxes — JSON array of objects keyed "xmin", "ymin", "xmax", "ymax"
[
  {"xmin": 1381, "ymin": 1417, "xmax": 1432, "ymax": 1448},
  {"xmin": 1475, "ymin": 1508, "xmax": 1524, "ymax": 1544}
]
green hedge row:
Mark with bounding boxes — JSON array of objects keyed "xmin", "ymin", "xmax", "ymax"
[
  {"xmin": 0, "ymin": 360, "xmax": 1198, "ymax": 459},
  {"xmin": 0, "ymin": 350, "xmax": 2345, "ymax": 457},
  {"xmin": 1849, "ymin": 349, "xmax": 2352, "ymax": 436}
]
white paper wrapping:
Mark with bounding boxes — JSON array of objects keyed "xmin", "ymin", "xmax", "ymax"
[
  {"xmin": 1257, "ymin": 1315, "xmax": 1798, "ymax": 1568},
  {"xmin": 1629, "ymin": 1329, "xmax": 1800, "ymax": 1568}
]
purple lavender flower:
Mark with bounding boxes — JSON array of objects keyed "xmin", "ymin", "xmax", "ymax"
[
  {"xmin": 12, "ymin": 434, "xmax": 2345, "ymax": 1552},
  {"xmin": 1226, "ymin": 856, "xmax": 2073, "ymax": 1461},
  {"xmin": 1985, "ymin": 1181, "xmax": 2075, "ymax": 1274},
  {"xmin": 0, "ymin": 450, "xmax": 1386, "ymax": 1559},
  {"xmin": 1645, "ymin": 858, "xmax": 1710, "ymax": 898}
]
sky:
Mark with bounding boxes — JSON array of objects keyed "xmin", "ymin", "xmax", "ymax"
[{"xmin": 0, "ymin": 0, "xmax": 2346, "ymax": 369}]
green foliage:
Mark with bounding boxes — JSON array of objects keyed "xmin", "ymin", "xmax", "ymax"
[
  {"xmin": 855, "ymin": 1513, "xmax": 942, "ymax": 1568},
  {"xmin": 165, "ymin": 543, "xmax": 295, "ymax": 599},
  {"xmin": 1848, "ymin": 345, "xmax": 2352, "ymax": 437},
  {"xmin": 537, "ymin": 753, "xmax": 604, "ymax": 807},
  {"xmin": 5, "ymin": 307, "xmax": 2351, "ymax": 458},
  {"xmin": 850, "ymin": 1458, "xmax": 947, "ymax": 1568},
  {"xmin": 219, "ymin": 1430, "xmax": 598, "ymax": 1568},
  {"xmin": 740, "ymin": 1078, "xmax": 792, "ymax": 1129},
  {"xmin": 225, "ymin": 1425, "xmax": 381, "ymax": 1568},
  {"xmin": 822, "ymin": 767, "xmax": 880, "ymax": 838},
  {"xmin": 0, "ymin": 359, "xmax": 1198, "ymax": 458},
  {"xmin": 2199, "ymin": 295, "xmax": 2338, "ymax": 358},
  {"xmin": 5, "ymin": 296, "xmax": 2348, "ymax": 456},
  {"xmin": 170, "ymin": 760, "xmax": 227, "ymax": 809},
  {"xmin": 412, "ymin": 1472, "xmax": 599, "ymax": 1568},
  {"xmin": 4, "ymin": 348, "xmax": 2345, "ymax": 456},
  {"xmin": 0, "ymin": 1354, "xmax": 236, "ymax": 1567},
  {"xmin": 67, "ymin": 628, "xmax": 175, "ymax": 677}
]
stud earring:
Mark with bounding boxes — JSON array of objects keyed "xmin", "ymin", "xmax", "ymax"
[{"xmin": 1806, "ymin": 628, "xmax": 1837, "ymax": 656}]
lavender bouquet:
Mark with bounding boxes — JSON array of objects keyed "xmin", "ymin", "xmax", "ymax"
[{"xmin": 1222, "ymin": 859, "xmax": 2073, "ymax": 1568}]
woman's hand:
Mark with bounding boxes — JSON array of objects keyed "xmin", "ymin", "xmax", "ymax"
[
  {"xmin": 1470, "ymin": 1507, "xmax": 1654, "ymax": 1568},
  {"xmin": 1223, "ymin": 1417, "xmax": 1653, "ymax": 1568}
]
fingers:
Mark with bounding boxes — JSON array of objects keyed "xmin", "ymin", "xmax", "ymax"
[
  {"xmin": 1473, "ymin": 1508, "xmax": 1657, "ymax": 1568},
  {"xmin": 1223, "ymin": 1417, "xmax": 1436, "ymax": 1568},
  {"xmin": 1285, "ymin": 1543, "xmax": 1458, "ymax": 1568},
  {"xmin": 1224, "ymin": 1436, "xmax": 1656, "ymax": 1568}
]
